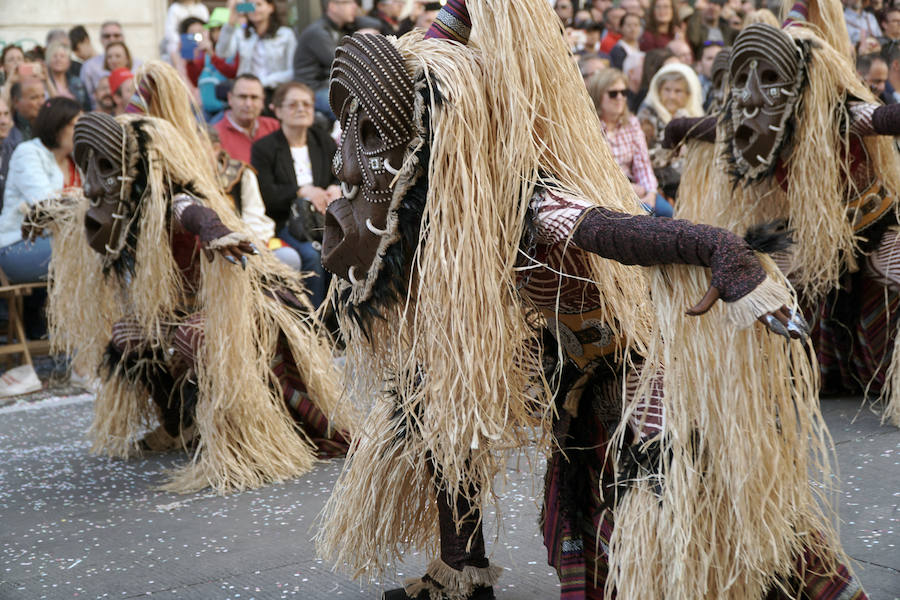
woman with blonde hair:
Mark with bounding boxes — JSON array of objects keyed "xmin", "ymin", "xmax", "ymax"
[
  {"xmin": 588, "ymin": 68, "xmax": 672, "ymax": 216},
  {"xmin": 45, "ymin": 41, "xmax": 90, "ymax": 111},
  {"xmin": 637, "ymin": 61, "xmax": 703, "ymax": 197}
]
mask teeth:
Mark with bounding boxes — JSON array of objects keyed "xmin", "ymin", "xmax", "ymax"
[{"xmin": 342, "ymin": 182, "xmax": 359, "ymax": 200}]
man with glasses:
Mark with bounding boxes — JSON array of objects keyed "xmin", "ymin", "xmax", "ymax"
[
  {"xmin": 214, "ymin": 74, "xmax": 280, "ymax": 163},
  {"xmin": 80, "ymin": 21, "xmax": 142, "ymax": 107},
  {"xmin": 294, "ymin": 0, "xmax": 360, "ymax": 121}
]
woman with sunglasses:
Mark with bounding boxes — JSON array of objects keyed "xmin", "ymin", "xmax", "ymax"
[{"xmin": 587, "ymin": 68, "xmax": 672, "ymax": 216}]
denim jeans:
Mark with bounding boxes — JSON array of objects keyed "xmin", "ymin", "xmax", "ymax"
[
  {"xmin": 641, "ymin": 194, "xmax": 674, "ymax": 218},
  {"xmin": 277, "ymin": 226, "xmax": 329, "ymax": 308},
  {"xmin": 0, "ymin": 236, "xmax": 52, "ymax": 338}
]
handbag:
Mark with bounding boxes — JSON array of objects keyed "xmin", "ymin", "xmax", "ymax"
[{"xmin": 288, "ymin": 196, "xmax": 326, "ymax": 245}]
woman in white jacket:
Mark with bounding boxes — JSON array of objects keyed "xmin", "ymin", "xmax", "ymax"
[{"xmin": 215, "ymin": 0, "xmax": 297, "ymax": 109}]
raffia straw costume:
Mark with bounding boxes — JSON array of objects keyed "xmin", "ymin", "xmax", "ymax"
[
  {"xmin": 35, "ymin": 96, "xmax": 352, "ymax": 493},
  {"xmin": 313, "ymin": 2, "xmax": 860, "ymax": 599},
  {"xmin": 670, "ymin": 0, "xmax": 900, "ymax": 426}
]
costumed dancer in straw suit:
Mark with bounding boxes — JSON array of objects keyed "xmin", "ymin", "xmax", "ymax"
[
  {"xmin": 24, "ymin": 61, "xmax": 353, "ymax": 494},
  {"xmin": 315, "ymin": 1, "xmax": 862, "ymax": 598},
  {"xmin": 667, "ymin": 0, "xmax": 900, "ymax": 426}
]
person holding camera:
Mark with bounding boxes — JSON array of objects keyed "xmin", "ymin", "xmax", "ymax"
[
  {"xmin": 216, "ymin": 0, "xmax": 296, "ymax": 111},
  {"xmin": 251, "ymin": 82, "xmax": 339, "ymax": 308}
]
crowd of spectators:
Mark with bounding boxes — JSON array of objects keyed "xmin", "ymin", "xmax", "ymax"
[{"xmin": 0, "ymin": 0, "xmax": 895, "ymax": 395}]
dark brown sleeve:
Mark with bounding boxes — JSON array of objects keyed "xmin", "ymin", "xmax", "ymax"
[
  {"xmin": 663, "ymin": 116, "xmax": 717, "ymax": 149},
  {"xmin": 571, "ymin": 207, "xmax": 767, "ymax": 302}
]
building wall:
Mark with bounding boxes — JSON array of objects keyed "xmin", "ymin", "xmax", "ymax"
[{"xmin": 0, "ymin": 0, "xmax": 167, "ymax": 63}]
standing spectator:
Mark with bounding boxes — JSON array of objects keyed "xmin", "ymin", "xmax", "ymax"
[
  {"xmin": 109, "ymin": 68, "xmax": 135, "ymax": 115},
  {"xmin": 696, "ymin": 41, "xmax": 724, "ymax": 105},
  {"xmin": 0, "ymin": 97, "xmax": 82, "ymax": 396},
  {"xmin": 844, "ymin": 0, "xmax": 882, "ymax": 46},
  {"xmin": 685, "ymin": 0, "xmax": 736, "ymax": 59},
  {"xmin": 163, "ymin": 0, "xmax": 210, "ymax": 66},
  {"xmin": 80, "ymin": 21, "xmax": 126, "ymax": 101},
  {"xmin": 45, "ymin": 41, "xmax": 91, "ymax": 111},
  {"xmin": 857, "ymin": 53, "xmax": 893, "ymax": 103},
  {"xmin": 252, "ymin": 82, "xmax": 339, "ymax": 307},
  {"xmin": 667, "ymin": 38, "xmax": 694, "ymax": 64},
  {"xmin": 185, "ymin": 12, "xmax": 239, "ymax": 121},
  {"xmin": 587, "ymin": 68, "xmax": 671, "ymax": 216},
  {"xmin": 214, "ymin": 74, "xmax": 279, "ymax": 163},
  {"xmin": 294, "ymin": 0, "xmax": 359, "ymax": 120},
  {"xmin": 0, "ymin": 97, "xmax": 16, "ymax": 202},
  {"xmin": 370, "ymin": 0, "xmax": 405, "ymax": 35},
  {"xmin": 611, "ymin": 13, "xmax": 644, "ymax": 70},
  {"xmin": 637, "ymin": 62, "xmax": 703, "ymax": 198},
  {"xmin": 1, "ymin": 45, "xmax": 25, "ymax": 88},
  {"xmin": 216, "ymin": 0, "xmax": 296, "ymax": 110},
  {"xmin": 93, "ymin": 75, "xmax": 116, "ymax": 115},
  {"xmin": 880, "ymin": 6, "xmax": 900, "ymax": 50},
  {"xmin": 640, "ymin": 0, "xmax": 683, "ymax": 51},
  {"xmin": 415, "ymin": 2, "xmax": 443, "ymax": 30},
  {"xmin": 68, "ymin": 26, "xmax": 97, "ymax": 74},
  {"xmin": 623, "ymin": 51, "xmax": 646, "ymax": 113}
]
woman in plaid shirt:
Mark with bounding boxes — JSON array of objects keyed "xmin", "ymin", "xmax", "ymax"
[{"xmin": 587, "ymin": 68, "xmax": 673, "ymax": 216}]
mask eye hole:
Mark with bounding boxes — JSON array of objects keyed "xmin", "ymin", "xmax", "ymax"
[
  {"xmin": 734, "ymin": 72, "xmax": 749, "ymax": 88},
  {"xmin": 359, "ymin": 116, "xmax": 384, "ymax": 154},
  {"xmin": 97, "ymin": 157, "xmax": 115, "ymax": 174},
  {"xmin": 760, "ymin": 68, "xmax": 779, "ymax": 85}
]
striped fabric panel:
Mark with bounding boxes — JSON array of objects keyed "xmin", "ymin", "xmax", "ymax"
[
  {"xmin": 865, "ymin": 228, "xmax": 900, "ymax": 291},
  {"xmin": 423, "ymin": 0, "xmax": 471, "ymax": 43},
  {"xmin": 770, "ymin": 546, "xmax": 869, "ymax": 600},
  {"xmin": 271, "ymin": 338, "xmax": 350, "ymax": 458},
  {"xmin": 624, "ymin": 366, "xmax": 665, "ymax": 441}
]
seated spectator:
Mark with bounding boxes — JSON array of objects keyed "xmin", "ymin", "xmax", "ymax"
[
  {"xmin": 370, "ymin": 0, "xmax": 405, "ymax": 35},
  {"xmin": 611, "ymin": 13, "xmax": 644, "ymax": 70},
  {"xmin": 857, "ymin": 53, "xmax": 893, "ymax": 103},
  {"xmin": 185, "ymin": 11, "xmax": 238, "ymax": 121},
  {"xmin": 68, "ymin": 26, "xmax": 97, "ymax": 74},
  {"xmin": 251, "ymin": 82, "xmax": 339, "ymax": 308},
  {"xmin": 93, "ymin": 75, "xmax": 116, "ymax": 115},
  {"xmin": 637, "ymin": 62, "xmax": 703, "ymax": 198},
  {"xmin": 207, "ymin": 125, "xmax": 301, "ymax": 271},
  {"xmin": 591, "ymin": 0, "xmax": 612, "ymax": 23},
  {"xmin": 0, "ymin": 97, "xmax": 15, "ymax": 201},
  {"xmin": 588, "ymin": 68, "xmax": 672, "ymax": 216},
  {"xmin": 110, "ymin": 68, "xmax": 135, "ymax": 115},
  {"xmin": 880, "ymin": 6, "xmax": 900, "ymax": 49},
  {"xmin": 8, "ymin": 78, "xmax": 46, "ymax": 141},
  {"xmin": 685, "ymin": 0, "xmax": 736, "ymax": 59},
  {"xmin": 621, "ymin": 0, "xmax": 644, "ymax": 18},
  {"xmin": 216, "ymin": 0, "xmax": 296, "ymax": 109},
  {"xmin": 80, "ymin": 21, "xmax": 143, "ymax": 103},
  {"xmin": 45, "ymin": 41, "xmax": 91, "ymax": 111},
  {"xmin": 579, "ymin": 53, "xmax": 611, "ymax": 80},
  {"xmin": 633, "ymin": 47, "xmax": 677, "ymax": 113},
  {"xmin": 415, "ymin": 1, "xmax": 443, "ymax": 30},
  {"xmin": 103, "ymin": 41, "xmax": 133, "ymax": 74},
  {"xmin": 743, "ymin": 9, "xmax": 779, "ymax": 27},
  {"xmin": 214, "ymin": 74, "xmax": 279, "ymax": 163},
  {"xmin": 640, "ymin": 0, "xmax": 683, "ymax": 51},
  {"xmin": 667, "ymin": 38, "xmax": 694, "ymax": 64},
  {"xmin": 623, "ymin": 51, "xmax": 646, "ymax": 113},
  {"xmin": 0, "ymin": 97, "xmax": 82, "ymax": 396},
  {"xmin": 163, "ymin": 0, "xmax": 210, "ymax": 67},
  {"xmin": 844, "ymin": 0, "xmax": 882, "ymax": 46},
  {"xmin": 599, "ymin": 6, "xmax": 627, "ymax": 53},
  {"xmin": 696, "ymin": 41, "xmax": 724, "ymax": 106},
  {"xmin": 555, "ymin": 0, "xmax": 576, "ymax": 26},
  {"xmin": 858, "ymin": 35, "xmax": 882, "ymax": 57}
]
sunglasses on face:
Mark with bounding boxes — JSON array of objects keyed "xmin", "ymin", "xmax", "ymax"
[{"xmin": 607, "ymin": 89, "xmax": 627, "ymax": 98}]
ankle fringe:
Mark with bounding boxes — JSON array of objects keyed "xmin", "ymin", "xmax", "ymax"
[{"xmin": 404, "ymin": 559, "xmax": 501, "ymax": 599}]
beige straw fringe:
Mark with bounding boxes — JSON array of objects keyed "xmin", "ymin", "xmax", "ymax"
[{"xmin": 403, "ymin": 559, "xmax": 502, "ymax": 600}]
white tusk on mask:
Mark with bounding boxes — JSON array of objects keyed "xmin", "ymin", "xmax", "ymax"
[
  {"xmin": 383, "ymin": 159, "xmax": 401, "ymax": 176},
  {"xmin": 768, "ymin": 124, "xmax": 782, "ymax": 132},
  {"xmin": 348, "ymin": 265, "xmax": 362, "ymax": 286},
  {"xmin": 341, "ymin": 182, "xmax": 359, "ymax": 200},
  {"xmin": 742, "ymin": 106, "xmax": 759, "ymax": 119},
  {"xmin": 756, "ymin": 154, "xmax": 769, "ymax": 165},
  {"xmin": 366, "ymin": 218, "xmax": 389, "ymax": 236}
]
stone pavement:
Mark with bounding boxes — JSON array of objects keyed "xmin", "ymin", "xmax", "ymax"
[{"xmin": 0, "ymin": 394, "xmax": 897, "ymax": 600}]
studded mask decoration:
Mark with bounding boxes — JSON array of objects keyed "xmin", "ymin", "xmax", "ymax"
[
  {"xmin": 727, "ymin": 23, "xmax": 806, "ymax": 181},
  {"xmin": 322, "ymin": 33, "xmax": 419, "ymax": 303},
  {"xmin": 73, "ymin": 112, "xmax": 139, "ymax": 262},
  {"xmin": 707, "ymin": 48, "xmax": 731, "ymax": 114}
]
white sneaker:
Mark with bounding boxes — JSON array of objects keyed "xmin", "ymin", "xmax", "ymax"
[
  {"xmin": 69, "ymin": 369, "xmax": 100, "ymax": 393},
  {"xmin": 0, "ymin": 364, "xmax": 42, "ymax": 397}
]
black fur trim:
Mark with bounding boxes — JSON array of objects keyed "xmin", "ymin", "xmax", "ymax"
[{"xmin": 744, "ymin": 219, "xmax": 794, "ymax": 254}]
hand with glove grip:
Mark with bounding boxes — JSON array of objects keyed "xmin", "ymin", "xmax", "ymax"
[
  {"xmin": 663, "ymin": 116, "xmax": 717, "ymax": 149},
  {"xmin": 572, "ymin": 207, "xmax": 809, "ymax": 340},
  {"xmin": 178, "ymin": 203, "xmax": 259, "ymax": 269}
]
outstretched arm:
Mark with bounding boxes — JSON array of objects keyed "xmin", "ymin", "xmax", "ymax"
[{"xmin": 172, "ymin": 193, "xmax": 259, "ymax": 267}]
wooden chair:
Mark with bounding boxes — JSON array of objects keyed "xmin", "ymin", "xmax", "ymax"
[{"xmin": 0, "ymin": 266, "xmax": 51, "ymax": 369}]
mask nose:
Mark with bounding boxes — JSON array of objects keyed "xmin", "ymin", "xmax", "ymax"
[{"xmin": 337, "ymin": 119, "xmax": 364, "ymax": 188}]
